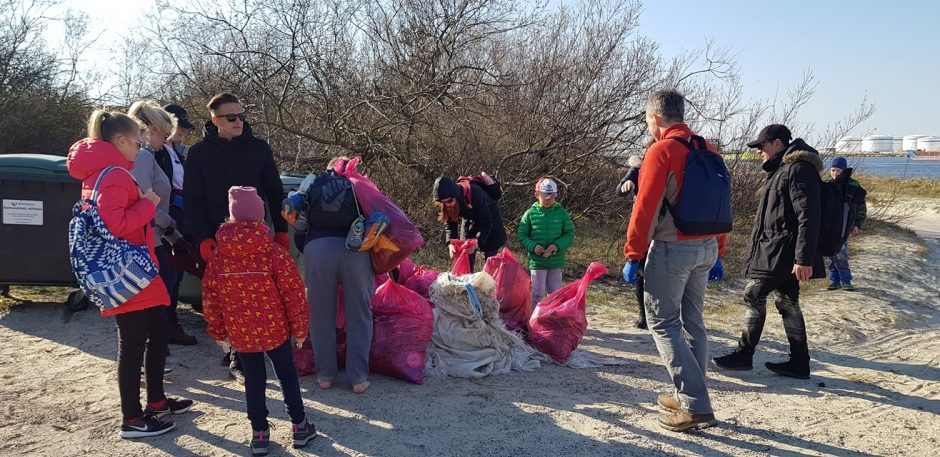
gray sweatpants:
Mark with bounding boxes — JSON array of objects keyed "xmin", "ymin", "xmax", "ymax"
[
  {"xmin": 530, "ymin": 269, "xmax": 563, "ymax": 305},
  {"xmin": 303, "ymin": 236, "xmax": 375, "ymax": 384},
  {"xmin": 643, "ymin": 237, "xmax": 718, "ymax": 415}
]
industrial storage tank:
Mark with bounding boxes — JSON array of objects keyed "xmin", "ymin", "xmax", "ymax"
[
  {"xmin": 903, "ymin": 134, "xmax": 927, "ymax": 150},
  {"xmin": 835, "ymin": 137, "xmax": 862, "ymax": 152},
  {"xmin": 861, "ymin": 135, "xmax": 893, "ymax": 153},
  {"xmin": 892, "ymin": 136, "xmax": 903, "ymax": 151},
  {"xmin": 916, "ymin": 136, "xmax": 940, "ymax": 152}
]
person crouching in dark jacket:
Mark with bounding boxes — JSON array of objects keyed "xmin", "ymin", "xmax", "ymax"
[
  {"xmin": 713, "ymin": 124, "xmax": 824, "ymax": 380},
  {"xmin": 433, "ymin": 176, "xmax": 507, "ymax": 271}
]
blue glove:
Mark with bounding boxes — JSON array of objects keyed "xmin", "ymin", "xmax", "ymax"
[
  {"xmin": 623, "ymin": 260, "xmax": 640, "ymax": 285},
  {"xmin": 708, "ymin": 258, "xmax": 724, "ymax": 282}
]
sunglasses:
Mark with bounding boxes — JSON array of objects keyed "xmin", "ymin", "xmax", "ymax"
[{"xmin": 214, "ymin": 112, "xmax": 246, "ymax": 123}]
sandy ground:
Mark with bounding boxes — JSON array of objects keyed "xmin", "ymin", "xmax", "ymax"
[{"xmin": 1, "ymin": 204, "xmax": 938, "ymax": 456}]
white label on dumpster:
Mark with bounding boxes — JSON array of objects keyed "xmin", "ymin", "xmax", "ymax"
[{"xmin": 2, "ymin": 199, "xmax": 43, "ymax": 225}]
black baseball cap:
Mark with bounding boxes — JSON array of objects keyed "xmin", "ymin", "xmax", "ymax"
[
  {"xmin": 164, "ymin": 104, "xmax": 195, "ymax": 130},
  {"xmin": 747, "ymin": 124, "xmax": 792, "ymax": 148}
]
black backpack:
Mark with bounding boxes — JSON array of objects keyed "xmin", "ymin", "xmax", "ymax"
[
  {"xmin": 817, "ymin": 169, "xmax": 868, "ymax": 258},
  {"xmin": 305, "ymin": 170, "xmax": 360, "ymax": 231}
]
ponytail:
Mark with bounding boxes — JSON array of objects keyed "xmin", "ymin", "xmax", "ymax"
[{"xmin": 87, "ymin": 109, "xmax": 141, "ymax": 143}]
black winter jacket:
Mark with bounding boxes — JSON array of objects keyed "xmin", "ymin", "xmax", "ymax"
[
  {"xmin": 184, "ymin": 121, "xmax": 287, "ymax": 242},
  {"xmin": 434, "ymin": 177, "xmax": 507, "ymax": 252},
  {"xmin": 745, "ymin": 139, "xmax": 826, "ymax": 280}
]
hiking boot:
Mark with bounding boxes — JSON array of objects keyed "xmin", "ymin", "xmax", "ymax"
[
  {"xmin": 842, "ymin": 282, "xmax": 855, "ymax": 291},
  {"xmin": 634, "ymin": 316, "xmax": 647, "ymax": 330},
  {"xmin": 229, "ymin": 360, "xmax": 246, "ymax": 385},
  {"xmin": 826, "ymin": 282, "xmax": 841, "ymax": 290},
  {"xmin": 169, "ymin": 324, "xmax": 197, "ymax": 345},
  {"xmin": 711, "ymin": 349, "xmax": 753, "ymax": 371},
  {"xmin": 120, "ymin": 414, "xmax": 175, "ymax": 439},
  {"xmin": 658, "ymin": 410, "xmax": 717, "ymax": 432},
  {"xmin": 144, "ymin": 397, "xmax": 194, "ymax": 419},
  {"xmin": 292, "ymin": 419, "xmax": 317, "ymax": 448},
  {"xmin": 250, "ymin": 428, "xmax": 270, "ymax": 456},
  {"xmin": 766, "ymin": 359, "xmax": 810, "ymax": 379},
  {"xmin": 656, "ymin": 393, "xmax": 681, "ymax": 412}
]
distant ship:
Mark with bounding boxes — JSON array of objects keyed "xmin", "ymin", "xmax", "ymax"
[{"xmin": 906, "ymin": 150, "xmax": 940, "ymax": 161}]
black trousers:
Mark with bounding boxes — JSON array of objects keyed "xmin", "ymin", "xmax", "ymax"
[
  {"xmin": 115, "ymin": 306, "xmax": 170, "ymax": 420},
  {"xmin": 739, "ymin": 276, "xmax": 809, "ymax": 361}
]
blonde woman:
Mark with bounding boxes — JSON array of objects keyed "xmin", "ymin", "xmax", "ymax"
[{"xmin": 128, "ymin": 100, "xmax": 197, "ymax": 345}]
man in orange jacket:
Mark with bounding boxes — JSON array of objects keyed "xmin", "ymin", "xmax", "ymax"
[{"xmin": 624, "ymin": 89, "xmax": 727, "ymax": 432}]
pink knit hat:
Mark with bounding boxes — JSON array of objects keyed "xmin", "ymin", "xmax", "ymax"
[{"xmin": 228, "ymin": 186, "xmax": 265, "ymax": 222}]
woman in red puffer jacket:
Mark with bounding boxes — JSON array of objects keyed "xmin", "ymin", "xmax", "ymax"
[{"xmin": 67, "ymin": 110, "xmax": 193, "ymax": 439}]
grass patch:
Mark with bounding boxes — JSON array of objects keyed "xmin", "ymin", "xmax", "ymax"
[
  {"xmin": 855, "ymin": 174, "xmax": 940, "ymax": 200},
  {"xmin": 0, "ymin": 285, "xmax": 71, "ymax": 314}
]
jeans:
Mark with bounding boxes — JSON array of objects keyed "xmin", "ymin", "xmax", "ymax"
[
  {"xmin": 827, "ymin": 242, "xmax": 852, "ymax": 284},
  {"xmin": 739, "ymin": 276, "xmax": 809, "ymax": 362},
  {"xmin": 467, "ymin": 249, "xmax": 499, "ymax": 273},
  {"xmin": 643, "ymin": 238, "xmax": 718, "ymax": 415},
  {"xmin": 304, "ymin": 237, "xmax": 375, "ymax": 384},
  {"xmin": 155, "ymin": 245, "xmax": 182, "ymax": 324},
  {"xmin": 237, "ymin": 339, "xmax": 306, "ymax": 431},
  {"xmin": 115, "ymin": 306, "xmax": 170, "ymax": 420},
  {"xmin": 530, "ymin": 269, "xmax": 563, "ymax": 305}
]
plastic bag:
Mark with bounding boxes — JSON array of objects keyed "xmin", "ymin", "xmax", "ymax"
[
  {"xmin": 450, "ymin": 239, "xmax": 478, "ymax": 275},
  {"xmin": 370, "ymin": 279, "xmax": 434, "ymax": 384},
  {"xmin": 402, "ymin": 265, "xmax": 440, "ymax": 299},
  {"xmin": 335, "ymin": 157, "xmax": 424, "ymax": 274},
  {"xmin": 528, "ymin": 261, "xmax": 608, "ymax": 363},
  {"xmin": 293, "ymin": 339, "xmax": 316, "ymax": 376},
  {"xmin": 483, "ymin": 248, "xmax": 532, "ymax": 333},
  {"xmin": 397, "ymin": 258, "xmax": 416, "ymax": 284}
]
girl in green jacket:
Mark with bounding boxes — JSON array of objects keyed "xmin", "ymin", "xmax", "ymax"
[{"xmin": 518, "ymin": 178, "xmax": 575, "ymax": 305}]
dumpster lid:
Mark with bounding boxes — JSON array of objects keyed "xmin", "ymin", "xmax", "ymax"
[
  {"xmin": 280, "ymin": 174, "xmax": 305, "ymax": 192},
  {"xmin": 0, "ymin": 154, "xmax": 69, "ymax": 176}
]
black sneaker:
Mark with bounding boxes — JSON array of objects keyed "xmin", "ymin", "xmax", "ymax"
[
  {"xmin": 766, "ymin": 359, "xmax": 810, "ymax": 379},
  {"xmin": 221, "ymin": 352, "xmax": 232, "ymax": 366},
  {"xmin": 251, "ymin": 428, "xmax": 271, "ymax": 455},
  {"xmin": 292, "ymin": 419, "xmax": 317, "ymax": 448},
  {"xmin": 229, "ymin": 361, "xmax": 246, "ymax": 385},
  {"xmin": 634, "ymin": 317, "xmax": 647, "ymax": 330},
  {"xmin": 712, "ymin": 349, "xmax": 753, "ymax": 371},
  {"xmin": 145, "ymin": 397, "xmax": 195, "ymax": 419},
  {"xmin": 120, "ymin": 414, "xmax": 175, "ymax": 439},
  {"xmin": 169, "ymin": 324, "xmax": 198, "ymax": 345}
]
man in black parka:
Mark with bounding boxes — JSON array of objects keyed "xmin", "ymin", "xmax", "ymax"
[
  {"xmin": 184, "ymin": 92, "xmax": 288, "ymax": 383},
  {"xmin": 713, "ymin": 124, "xmax": 824, "ymax": 380}
]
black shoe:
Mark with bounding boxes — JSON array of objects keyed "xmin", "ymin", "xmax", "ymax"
[
  {"xmin": 144, "ymin": 397, "xmax": 195, "ymax": 419},
  {"xmin": 250, "ymin": 428, "xmax": 270, "ymax": 456},
  {"xmin": 169, "ymin": 324, "xmax": 198, "ymax": 345},
  {"xmin": 634, "ymin": 317, "xmax": 647, "ymax": 330},
  {"xmin": 221, "ymin": 352, "xmax": 232, "ymax": 366},
  {"xmin": 229, "ymin": 361, "xmax": 245, "ymax": 385},
  {"xmin": 766, "ymin": 359, "xmax": 810, "ymax": 379},
  {"xmin": 120, "ymin": 414, "xmax": 175, "ymax": 439},
  {"xmin": 292, "ymin": 419, "xmax": 317, "ymax": 448},
  {"xmin": 141, "ymin": 366, "xmax": 174, "ymax": 376},
  {"xmin": 712, "ymin": 349, "xmax": 753, "ymax": 371}
]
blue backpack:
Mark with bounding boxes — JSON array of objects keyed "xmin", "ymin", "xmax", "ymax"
[
  {"xmin": 68, "ymin": 166, "xmax": 159, "ymax": 311},
  {"xmin": 662, "ymin": 135, "xmax": 733, "ymax": 235}
]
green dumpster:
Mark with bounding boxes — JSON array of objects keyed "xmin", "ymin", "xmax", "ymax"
[
  {"xmin": 0, "ymin": 154, "xmax": 88, "ymax": 307},
  {"xmin": 178, "ymin": 174, "xmax": 307, "ymax": 310}
]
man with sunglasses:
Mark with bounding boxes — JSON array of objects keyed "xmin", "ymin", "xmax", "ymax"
[
  {"xmin": 712, "ymin": 124, "xmax": 824, "ymax": 380},
  {"xmin": 184, "ymin": 92, "xmax": 289, "ymax": 384}
]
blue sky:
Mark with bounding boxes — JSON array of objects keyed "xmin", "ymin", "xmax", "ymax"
[
  {"xmin": 51, "ymin": 0, "xmax": 937, "ymax": 137},
  {"xmin": 635, "ymin": 0, "xmax": 939, "ymax": 137}
]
